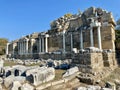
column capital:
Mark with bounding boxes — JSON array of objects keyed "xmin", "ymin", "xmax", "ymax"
[
  {"xmin": 7, "ymin": 42, "xmax": 10, "ymax": 45},
  {"xmin": 98, "ymin": 22, "xmax": 101, "ymax": 27},
  {"xmin": 90, "ymin": 22, "xmax": 101, "ymax": 27},
  {"xmin": 45, "ymin": 34, "xmax": 49, "ymax": 38}
]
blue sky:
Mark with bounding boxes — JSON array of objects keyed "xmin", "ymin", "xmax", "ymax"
[{"xmin": 0, "ymin": 0, "xmax": 120, "ymax": 41}]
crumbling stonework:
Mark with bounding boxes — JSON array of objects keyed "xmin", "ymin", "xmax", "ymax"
[
  {"xmin": 6, "ymin": 7, "xmax": 116, "ymax": 60},
  {"xmin": 102, "ymin": 51, "xmax": 117, "ymax": 67},
  {"xmin": 72, "ymin": 47, "xmax": 117, "ymax": 84},
  {"xmin": 73, "ymin": 50, "xmax": 103, "ymax": 73}
]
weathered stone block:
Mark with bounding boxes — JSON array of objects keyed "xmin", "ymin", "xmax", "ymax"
[{"xmin": 63, "ymin": 66, "xmax": 79, "ymax": 77}]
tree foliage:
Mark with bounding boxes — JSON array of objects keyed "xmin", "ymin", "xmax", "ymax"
[
  {"xmin": 117, "ymin": 19, "xmax": 120, "ymax": 25},
  {"xmin": 0, "ymin": 38, "xmax": 8, "ymax": 55},
  {"xmin": 64, "ymin": 13, "xmax": 72, "ymax": 18},
  {"xmin": 116, "ymin": 18, "xmax": 120, "ymax": 30}
]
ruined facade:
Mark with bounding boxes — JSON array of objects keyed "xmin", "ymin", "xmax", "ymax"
[{"xmin": 7, "ymin": 7, "xmax": 116, "ymax": 60}]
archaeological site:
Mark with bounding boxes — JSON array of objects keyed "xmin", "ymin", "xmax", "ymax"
[{"xmin": 0, "ymin": 7, "xmax": 120, "ymax": 90}]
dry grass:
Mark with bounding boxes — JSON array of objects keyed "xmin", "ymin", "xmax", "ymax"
[
  {"xmin": 4, "ymin": 60, "xmax": 40, "ymax": 67},
  {"xmin": 4, "ymin": 60, "xmax": 17, "ymax": 66},
  {"xmin": 54, "ymin": 69, "xmax": 66, "ymax": 80},
  {"xmin": 65, "ymin": 82, "xmax": 72, "ymax": 88}
]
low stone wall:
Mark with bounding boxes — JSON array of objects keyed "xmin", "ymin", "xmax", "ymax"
[
  {"xmin": 39, "ymin": 53, "xmax": 65, "ymax": 60},
  {"xmin": 12, "ymin": 52, "xmax": 70, "ymax": 60}
]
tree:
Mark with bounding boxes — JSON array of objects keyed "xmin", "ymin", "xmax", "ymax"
[
  {"xmin": 0, "ymin": 38, "xmax": 8, "ymax": 55},
  {"xmin": 116, "ymin": 18, "xmax": 120, "ymax": 30}
]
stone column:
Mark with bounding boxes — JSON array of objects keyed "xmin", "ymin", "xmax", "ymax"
[
  {"xmin": 18, "ymin": 42, "xmax": 19, "ymax": 54},
  {"xmin": 63, "ymin": 30, "xmax": 66, "ymax": 53},
  {"xmin": 39, "ymin": 38, "xmax": 41, "ymax": 53},
  {"xmin": 19, "ymin": 42, "xmax": 21, "ymax": 54},
  {"xmin": 6, "ymin": 43, "xmax": 9, "ymax": 55},
  {"xmin": 70, "ymin": 33, "xmax": 73, "ymax": 52},
  {"xmin": 12, "ymin": 43, "xmax": 14, "ymax": 57},
  {"xmin": 45, "ymin": 35, "xmax": 49, "ymax": 53},
  {"xmin": 97, "ymin": 23, "xmax": 102, "ymax": 49},
  {"xmin": 26, "ymin": 40, "xmax": 28, "ymax": 54},
  {"xmin": 31, "ymin": 39, "xmax": 34, "ymax": 54},
  {"xmin": 90, "ymin": 27, "xmax": 94, "ymax": 47},
  {"xmin": 24, "ymin": 41, "xmax": 26, "ymax": 54},
  {"xmin": 42, "ymin": 38, "xmax": 44, "ymax": 52},
  {"xmin": 17, "ymin": 42, "xmax": 19, "ymax": 54},
  {"xmin": 23, "ymin": 41, "xmax": 25, "ymax": 54},
  {"xmin": 80, "ymin": 30, "xmax": 83, "ymax": 49},
  {"xmin": 20, "ymin": 42, "xmax": 22, "ymax": 54},
  {"xmin": 22, "ymin": 41, "xmax": 24, "ymax": 54}
]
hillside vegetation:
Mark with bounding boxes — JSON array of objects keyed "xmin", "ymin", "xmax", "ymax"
[
  {"xmin": 0, "ymin": 38, "xmax": 8, "ymax": 55},
  {"xmin": 115, "ymin": 30, "xmax": 120, "ymax": 50}
]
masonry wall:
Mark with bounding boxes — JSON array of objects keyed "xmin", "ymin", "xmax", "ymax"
[{"xmin": 72, "ymin": 52, "xmax": 103, "ymax": 73}]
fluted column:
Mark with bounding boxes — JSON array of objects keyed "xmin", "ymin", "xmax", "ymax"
[
  {"xmin": 80, "ymin": 30, "xmax": 83, "ymax": 49},
  {"xmin": 90, "ymin": 27, "xmax": 94, "ymax": 47},
  {"xmin": 97, "ymin": 23, "xmax": 102, "ymax": 49}
]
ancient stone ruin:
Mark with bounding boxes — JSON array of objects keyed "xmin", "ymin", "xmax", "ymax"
[
  {"xmin": 4, "ymin": 7, "xmax": 118, "ymax": 90},
  {"xmin": 6, "ymin": 7, "xmax": 116, "ymax": 60}
]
